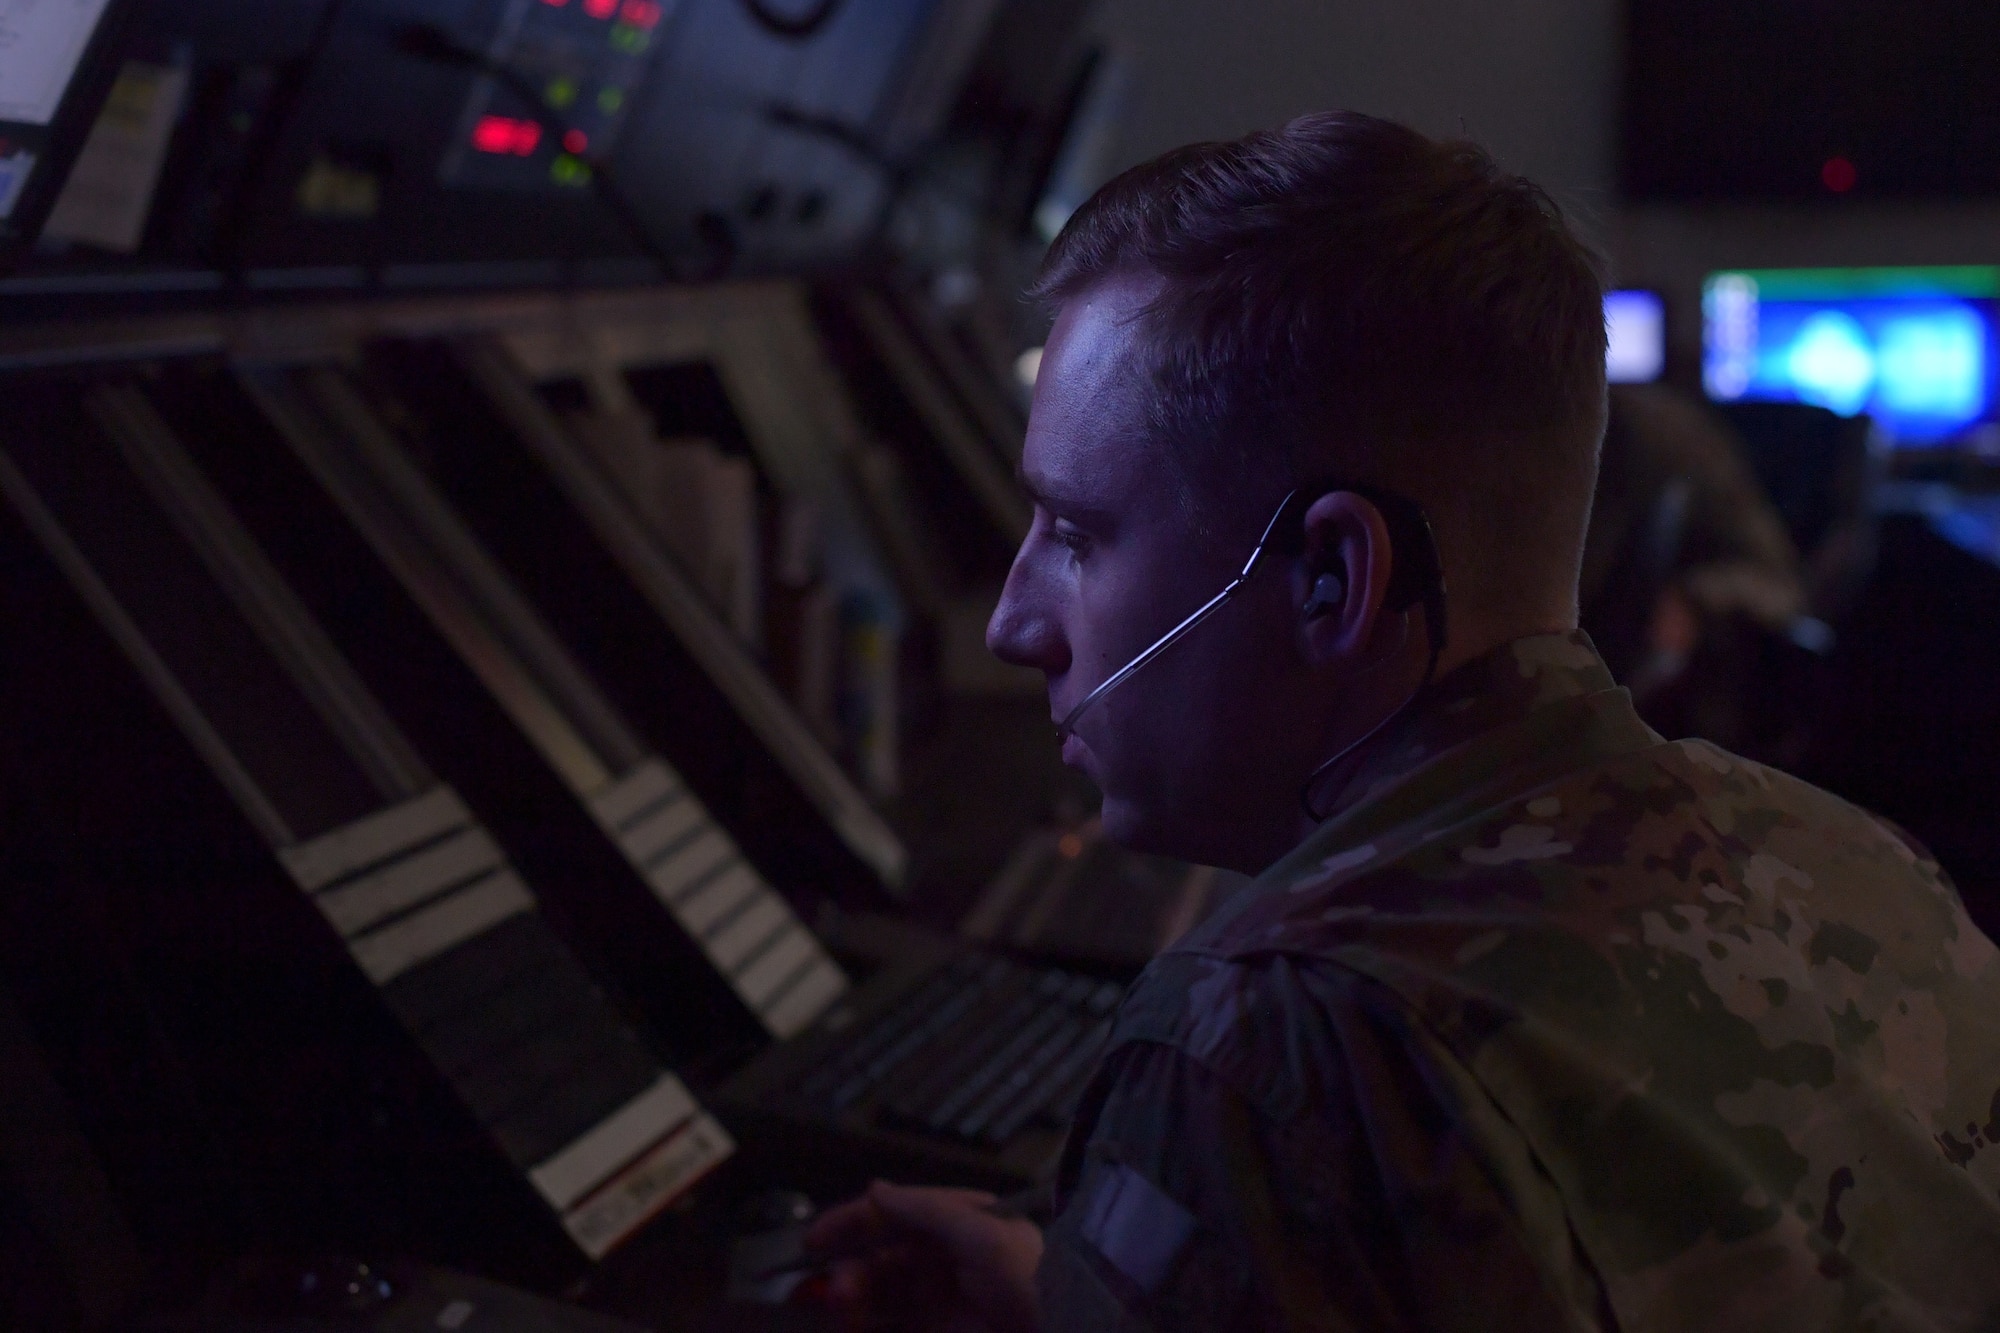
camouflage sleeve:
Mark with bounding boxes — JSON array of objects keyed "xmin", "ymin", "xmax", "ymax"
[{"xmin": 1038, "ymin": 957, "xmax": 1614, "ymax": 1333}]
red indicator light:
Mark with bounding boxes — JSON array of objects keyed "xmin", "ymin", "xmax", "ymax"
[
  {"xmin": 620, "ymin": 0, "xmax": 662, "ymax": 27},
  {"xmin": 539, "ymin": 0, "xmax": 570, "ymax": 6},
  {"xmin": 472, "ymin": 115, "xmax": 543, "ymax": 156},
  {"xmin": 583, "ymin": 0, "xmax": 617, "ymax": 17},
  {"xmin": 1822, "ymin": 156, "xmax": 1857, "ymax": 193},
  {"xmin": 563, "ymin": 128, "xmax": 589, "ymax": 154}
]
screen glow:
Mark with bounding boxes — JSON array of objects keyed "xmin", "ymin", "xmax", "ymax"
[
  {"xmin": 1605, "ymin": 290, "xmax": 1666, "ymax": 384},
  {"xmin": 1704, "ymin": 267, "xmax": 1999, "ymax": 444},
  {"xmin": 0, "ymin": 0, "xmax": 114, "ymax": 125}
]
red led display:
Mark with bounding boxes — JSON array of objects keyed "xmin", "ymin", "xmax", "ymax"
[
  {"xmin": 472, "ymin": 115, "xmax": 543, "ymax": 156},
  {"xmin": 582, "ymin": 0, "xmax": 617, "ymax": 17},
  {"xmin": 620, "ymin": 0, "xmax": 662, "ymax": 27}
]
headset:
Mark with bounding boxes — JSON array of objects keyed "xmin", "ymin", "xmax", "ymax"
[
  {"xmin": 1276, "ymin": 481, "xmax": 1447, "ymax": 681},
  {"xmin": 1053, "ymin": 481, "xmax": 1449, "ymax": 821}
]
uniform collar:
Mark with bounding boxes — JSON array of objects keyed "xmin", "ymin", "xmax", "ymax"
[{"xmin": 1309, "ymin": 629, "xmax": 1617, "ymax": 824}]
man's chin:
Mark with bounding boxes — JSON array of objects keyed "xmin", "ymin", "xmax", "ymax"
[
  {"xmin": 1099, "ymin": 793, "xmax": 1274, "ymax": 876},
  {"xmin": 1097, "ymin": 796, "xmax": 1182, "ymax": 861}
]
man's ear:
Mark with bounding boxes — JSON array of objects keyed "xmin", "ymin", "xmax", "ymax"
[{"xmin": 1295, "ymin": 491, "xmax": 1398, "ymax": 668}]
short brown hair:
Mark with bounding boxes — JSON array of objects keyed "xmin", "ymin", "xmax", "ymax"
[{"xmin": 1032, "ymin": 111, "xmax": 1608, "ymax": 621}]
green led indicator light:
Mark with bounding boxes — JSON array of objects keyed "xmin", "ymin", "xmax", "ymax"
[
  {"xmin": 551, "ymin": 154, "xmax": 593, "ymax": 187},
  {"xmin": 597, "ymin": 86, "xmax": 625, "ymax": 114},
  {"xmin": 609, "ymin": 24, "xmax": 650, "ymax": 53},
  {"xmin": 545, "ymin": 77, "xmax": 578, "ymax": 108}
]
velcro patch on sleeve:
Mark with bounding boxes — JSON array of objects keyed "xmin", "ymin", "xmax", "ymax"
[{"xmin": 1076, "ymin": 1161, "xmax": 1197, "ymax": 1295}]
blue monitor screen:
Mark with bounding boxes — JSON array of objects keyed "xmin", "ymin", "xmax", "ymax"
[
  {"xmin": 1703, "ymin": 267, "xmax": 2000, "ymax": 445},
  {"xmin": 1605, "ymin": 289, "xmax": 1666, "ymax": 384}
]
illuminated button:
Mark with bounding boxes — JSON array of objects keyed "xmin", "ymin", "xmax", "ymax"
[
  {"xmin": 563, "ymin": 129, "xmax": 589, "ymax": 155},
  {"xmin": 583, "ymin": 0, "xmax": 617, "ymax": 16},
  {"xmin": 609, "ymin": 23, "xmax": 650, "ymax": 52},
  {"xmin": 546, "ymin": 77, "xmax": 577, "ymax": 108},
  {"xmin": 1821, "ymin": 157, "xmax": 1858, "ymax": 193},
  {"xmin": 551, "ymin": 155, "xmax": 592, "ymax": 186},
  {"xmin": 597, "ymin": 87, "xmax": 625, "ymax": 114},
  {"xmin": 473, "ymin": 115, "xmax": 543, "ymax": 156},
  {"xmin": 620, "ymin": 0, "xmax": 663, "ymax": 27}
]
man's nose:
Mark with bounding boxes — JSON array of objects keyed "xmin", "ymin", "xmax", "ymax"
[{"xmin": 986, "ymin": 566, "xmax": 1070, "ymax": 677}]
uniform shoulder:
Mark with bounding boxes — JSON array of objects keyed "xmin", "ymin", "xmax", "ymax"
[
  {"xmin": 1112, "ymin": 947, "xmax": 1406, "ymax": 1124},
  {"xmin": 1206, "ymin": 737, "xmax": 1965, "ymax": 964}
]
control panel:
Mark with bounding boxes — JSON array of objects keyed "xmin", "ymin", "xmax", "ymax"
[
  {"xmin": 443, "ymin": 0, "xmax": 669, "ymax": 193},
  {"xmin": 0, "ymin": 0, "xmax": 996, "ymax": 292}
]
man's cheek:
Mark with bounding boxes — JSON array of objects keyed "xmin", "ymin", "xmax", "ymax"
[
  {"xmin": 1090, "ymin": 727, "xmax": 1170, "ymax": 812},
  {"xmin": 1096, "ymin": 791, "xmax": 1159, "ymax": 854}
]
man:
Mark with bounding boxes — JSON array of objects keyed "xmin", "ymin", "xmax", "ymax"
[{"xmin": 806, "ymin": 112, "xmax": 2000, "ymax": 1331}]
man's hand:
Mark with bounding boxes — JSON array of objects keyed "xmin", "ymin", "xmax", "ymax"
[{"xmin": 802, "ymin": 1181, "xmax": 1044, "ymax": 1332}]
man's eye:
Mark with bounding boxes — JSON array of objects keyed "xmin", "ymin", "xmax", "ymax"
[{"xmin": 1050, "ymin": 522, "xmax": 1091, "ymax": 553}]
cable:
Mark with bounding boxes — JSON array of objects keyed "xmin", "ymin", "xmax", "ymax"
[{"xmin": 741, "ymin": 0, "xmax": 842, "ymax": 40}]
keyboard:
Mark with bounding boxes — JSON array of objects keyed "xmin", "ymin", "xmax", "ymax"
[
  {"xmin": 713, "ymin": 940, "xmax": 1124, "ymax": 1186},
  {"xmin": 796, "ymin": 954, "xmax": 1119, "ymax": 1146}
]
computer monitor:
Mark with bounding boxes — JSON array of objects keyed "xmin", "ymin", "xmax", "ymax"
[
  {"xmin": 1703, "ymin": 266, "xmax": 2000, "ymax": 446},
  {"xmin": 1605, "ymin": 289, "xmax": 1666, "ymax": 384},
  {"xmin": 0, "ymin": 0, "xmax": 130, "ymax": 263}
]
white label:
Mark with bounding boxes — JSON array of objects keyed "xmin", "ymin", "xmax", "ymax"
[
  {"xmin": 347, "ymin": 871, "xmax": 533, "ymax": 985},
  {"xmin": 560, "ymin": 1113, "xmax": 734, "ymax": 1259},
  {"xmin": 0, "ymin": 0, "xmax": 113, "ymax": 124},
  {"xmin": 280, "ymin": 787, "xmax": 471, "ymax": 891},
  {"xmin": 674, "ymin": 863, "xmax": 759, "ymax": 938},
  {"xmin": 314, "ymin": 827, "xmax": 503, "ymax": 939},
  {"xmin": 707, "ymin": 895, "xmax": 789, "ymax": 972},
  {"xmin": 41, "ymin": 60, "xmax": 186, "ymax": 252},
  {"xmin": 587, "ymin": 758, "xmax": 676, "ymax": 828},
  {"xmin": 649, "ymin": 827, "xmax": 734, "ymax": 902},
  {"xmin": 527, "ymin": 1073, "xmax": 698, "ymax": 1211},
  {"xmin": 621, "ymin": 796, "xmax": 705, "ymax": 865},
  {"xmin": 762, "ymin": 958, "xmax": 848, "ymax": 1041},
  {"xmin": 735, "ymin": 926, "xmax": 817, "ymax": 1006},
  {"xmin": 588, "ymin": 758, "xmax": 847, "ymax": 1036}
]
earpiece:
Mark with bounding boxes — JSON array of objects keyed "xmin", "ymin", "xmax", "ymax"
[{"xmin": 1303, "ymin": 569, "xmax": 1347, "ymax": 620}]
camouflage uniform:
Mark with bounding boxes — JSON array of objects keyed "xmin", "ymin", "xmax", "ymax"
[{"xmin": 1039, "ymin": 631, "xmax": 2000, "ymax": 1332}]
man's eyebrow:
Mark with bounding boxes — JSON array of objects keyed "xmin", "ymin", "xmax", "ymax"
[{"xmin": 1015, "ymin": 468, "xmax": 1108, "ymax": 521}]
